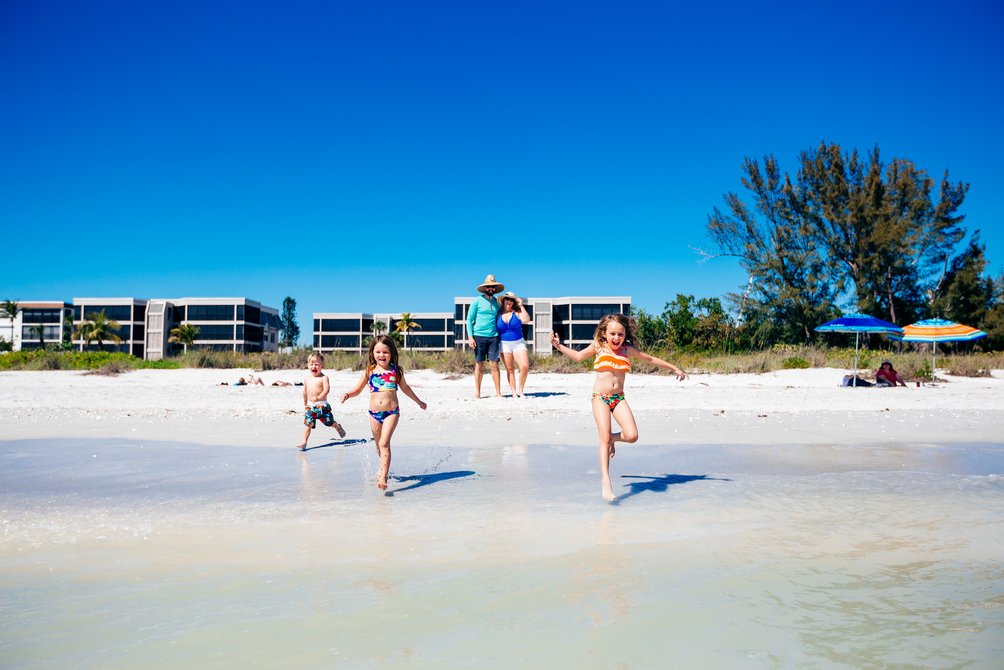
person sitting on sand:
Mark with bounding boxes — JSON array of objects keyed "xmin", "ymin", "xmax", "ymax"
[
  {"xmin": 295, "ymin": 352, "xmax": 346, "ymax": 451},
  {"xmin": 875, "ymin": 360, "xmax": 907, "ymax": 387},
  {"xmin": 550, "ymin": 314, "xmax": 687, "ymax": 501},
  {"xmin": 246, "ymin": 373, "xmax": 264, "ymax": 386}
]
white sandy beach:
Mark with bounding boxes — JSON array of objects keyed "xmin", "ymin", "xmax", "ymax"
[{"xmin": 2, "ymin": 367, "xmax": 1003, "ymax": 668}]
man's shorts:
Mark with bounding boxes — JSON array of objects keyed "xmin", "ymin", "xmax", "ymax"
[{"xmin": 473, "ymin": 335, "xmax": 501, "ymax": 363}]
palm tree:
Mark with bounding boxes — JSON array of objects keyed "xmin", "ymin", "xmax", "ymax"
[
  {"xmin": 74, "ymin": 310, "xmax": 123, "ymax": 352},
  {"xmin": 1, "ymin": 300, "xmax": 17, "ymax": 346},
  {"xmin": 371, "ymin": 320, "xmax": 387, "ymax": 336},
  {"xmin": 168, "ymin": 322, "xmax": 200, "ymax": 354},
  {"xmin": 394, "ymin": 313, "xmax": 421, "ymax": 349},
  {"xmin": 30, "ymin": 324, "xmax": 45, "ymax": 350}
]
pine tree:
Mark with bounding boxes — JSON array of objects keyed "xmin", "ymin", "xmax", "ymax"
[{"xmin": 280, "ymin": 297, "xmax": 300, "ymax": 347}]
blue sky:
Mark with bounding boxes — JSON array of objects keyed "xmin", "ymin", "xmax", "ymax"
[{"xmin": 2, "ymin": 1, "xmax": 1002, "ymax": 341}]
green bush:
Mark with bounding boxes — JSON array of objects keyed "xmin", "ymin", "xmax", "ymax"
[{"xmin": 782, "ymin": 356, "xmax": 811, "ymax": 369}]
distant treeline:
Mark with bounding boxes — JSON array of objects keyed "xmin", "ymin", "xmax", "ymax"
[{"xmin": 696, "ymin": 142, "xmax": 1003, "ymax": 350}]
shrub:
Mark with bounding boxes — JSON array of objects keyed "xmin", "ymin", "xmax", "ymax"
[{"xmin": 781, "ymin": 356, "xmax": 810, "ymax": 369}]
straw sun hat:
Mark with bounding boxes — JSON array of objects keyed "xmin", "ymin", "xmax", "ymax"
[
  {"xmin": 496, "ymin": 291, "xmax": 522, "ymax": 307},
  {"xmin": 477, "ymin": 274, "xmax": 505, "ymax": 294}
]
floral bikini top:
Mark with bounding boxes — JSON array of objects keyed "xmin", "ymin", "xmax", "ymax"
[
  {"xmin": 593, "ymin": 346, "xmax": 631, "ymax": 373},
  {"xmin": 368, "ymin": 365, "xmax": 399, "ymax": 393}
]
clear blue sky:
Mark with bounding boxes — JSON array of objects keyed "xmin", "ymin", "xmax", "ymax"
[{"xmin": 2, "ymin": 1, "xmax": 1002, "ymax": 342}]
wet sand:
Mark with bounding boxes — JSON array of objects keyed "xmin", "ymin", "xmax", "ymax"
[{"xmin": 2, "ymin": 369, "xmax": 1003, "ymax": 667}]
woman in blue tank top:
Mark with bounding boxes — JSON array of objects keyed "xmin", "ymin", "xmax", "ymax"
[{"xmin": 496, "ymin": 291, "xmax": 531, "ymax": 397}]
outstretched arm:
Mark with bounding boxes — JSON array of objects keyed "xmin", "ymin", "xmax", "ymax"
[
  {"xmin": 397, "ymin": 370, "xmax": 427, "ymax": 410},
  {"xmin": 630, "ymin": 346, "xmax": 688, "ymax": 381},
  {"xmin": 550, "ymin": 333, "xmax": 596, "ymax": 363},
  {"xmin": 340, "ymin": 370, "xmax": 369, "ymax": 403}
]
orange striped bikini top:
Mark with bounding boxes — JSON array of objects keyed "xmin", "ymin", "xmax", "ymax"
[{"xmin": 593, "ymin": 346, "xmax": 631, "ymax": 373}]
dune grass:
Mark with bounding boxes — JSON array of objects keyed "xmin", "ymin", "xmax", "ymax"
[{"xmin": 2, "ymin": 345, "xmax": 1001, "ymax": 379}]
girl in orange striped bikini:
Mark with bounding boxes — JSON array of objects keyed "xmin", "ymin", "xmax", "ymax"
[{"xmin": 551, "ymin": 314, "xmax": 687, "ymax": 501}]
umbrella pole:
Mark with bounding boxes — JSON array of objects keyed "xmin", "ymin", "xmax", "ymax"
[
  {"xmin": 853, "ymin": 332, "xmax": 860, "ymax": 386},
  {"xmin": 932, "ymin": 343, "xmax": 937, "ymax": 382}
]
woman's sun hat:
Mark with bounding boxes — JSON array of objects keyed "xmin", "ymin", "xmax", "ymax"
[
  {"xmin": 496, "ymin": 291, "xmax": 521, "ymax": 307},
  {"xmin": 477, "ymin": 274, "xmax": 505, "ymax": 294}
]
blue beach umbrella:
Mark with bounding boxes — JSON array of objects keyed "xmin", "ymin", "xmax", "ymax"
[
  {"xmin": 889, "ymin": 318, "xmax": 987, "ymax": 379},
  {"xmin": 815, "ymin": 314, "xmax": 904, "ymax": 386}
]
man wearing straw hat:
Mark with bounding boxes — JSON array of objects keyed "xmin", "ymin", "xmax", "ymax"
[{"xmin": 467, "ymin": 274, "xmax": 504, "ymax": 398}]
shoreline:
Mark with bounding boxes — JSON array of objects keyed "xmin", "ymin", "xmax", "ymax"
[{"xmin": 2, "ymin": 367, "xmax": 1002, "ymax": 448}]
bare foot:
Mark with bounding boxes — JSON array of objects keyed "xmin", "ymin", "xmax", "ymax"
[
  {"xmin": 295, "ymin": 443, "xmax": 306, "ymax": 451},
  {"xmin": 608, "ymin": 437, "xmax": 616, "ymax": 459},
  {"xmin": 333, "ymin": 422, "xmax": 346, "ymax": 438},
  {"xmin": 377, "ymin": 479, "xmax": 388, "ymax": 490},
  {"xmin": 602, "ymin": 487, "xmax": 616, "ymax": 501}
]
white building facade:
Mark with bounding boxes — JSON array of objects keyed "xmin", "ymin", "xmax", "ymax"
[{"xmin": 313, "ymin": 296, "xmax": 631, "ymax": 354}]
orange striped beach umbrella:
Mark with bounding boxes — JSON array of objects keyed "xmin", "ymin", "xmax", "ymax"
[{"xmin": 890, "ymin": 318, "xmax": 987, "ymax": 378}]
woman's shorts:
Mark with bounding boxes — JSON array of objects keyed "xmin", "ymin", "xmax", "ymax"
[{"xmin": 501, "ymin": 338, "xmax": 528, "ymax": 355}]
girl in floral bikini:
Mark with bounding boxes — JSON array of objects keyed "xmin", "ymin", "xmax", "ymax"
[
  {"xmin": 341, "ymin": 335, "xmax": 427, "ymax": 490},
  {"xmin": 551, "ymin": 314, "xmax": 687, "ymax": 501}
]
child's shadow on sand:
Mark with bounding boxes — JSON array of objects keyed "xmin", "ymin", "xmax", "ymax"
[
  {"xmin": 612, "ymin": 473, "xmax": 731, "ymax": 505},
  {"xmin": 385, "ymin": 470, "xmax": 476, "ymax": 495},
  {"xmin": 303, "ymin": 438, "xmax": 370, "ymax": 452},
  {"xmin": 520, "ymin": 391, "xmax": 569, "ymax": 399}
]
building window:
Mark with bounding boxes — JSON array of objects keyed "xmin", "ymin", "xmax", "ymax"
[
  {"xmin": 245, "ymin": 305, "xmax": 260, "ymax": 324},
  {"xmin": 409, "ymin": 318, "xmax": 449, "ymax": 331},
  {"xmin": 571, "ymin": 324, "xmax": 597, "ymax": 340},
  {"xmin": 237, "ymin": 304, "xmax": 245, "ymax": 321},
  {"xmin": 195, "ymin": 324, "xmax": 235, "ymax": 340},
  {"xmin": 321, "ymin": 335, "xmax": 360, "ymax": 348},
  {"xmin": 321, "ymin": 318, "xmax": 362, "ymax": 332},
  {"xmin": 22, "ymin": 325, "xmax": 61, "ymax": 340},
  {"xmin": 571, "ymin": 304, "xmax": 620, "ymax": 320},
  {"xmin": 245, "ymin": 324, "xmax": 263, "ymax": 343},
  {"xmin": 82, "ymin": 305, "xmax": 132, "ymax": 322},
  {"xmin": 187, "ymin": 305, "xmax": 235, "ymax": 321},
  {"xmin": 553, "ymin": 304, "xmax": 570, "ymax": 321},
  {"xmin": 22, "ymin": 309, "xmax": 63, "ymax": 324}
]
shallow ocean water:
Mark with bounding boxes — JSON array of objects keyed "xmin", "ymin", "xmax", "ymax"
[{"xmin": 2, "ymin": 437, "xmax": 1003, "ymax": 668}]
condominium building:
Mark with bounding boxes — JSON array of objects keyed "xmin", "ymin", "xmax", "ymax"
[
  {"xmin": 13, "ymin": 301, "xmax": 74, "ymax": 351},
  {"xmin": 72, "ymin": 298, "xmax": 148, "ymax": 356},
  {"xmin": 71, "ymin": 297, "xmax": 279, "ymax": 359},
  {"xmin": 313, "ymin": 313, "xmax": 455, "ymax": 353},
  {"xmin": 313, "ymin": 296, "xmax": 631, "ymax": 354},
  {"xmin": 145, "ymin": 298, "xmax": 280, "ymax": 359}
]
